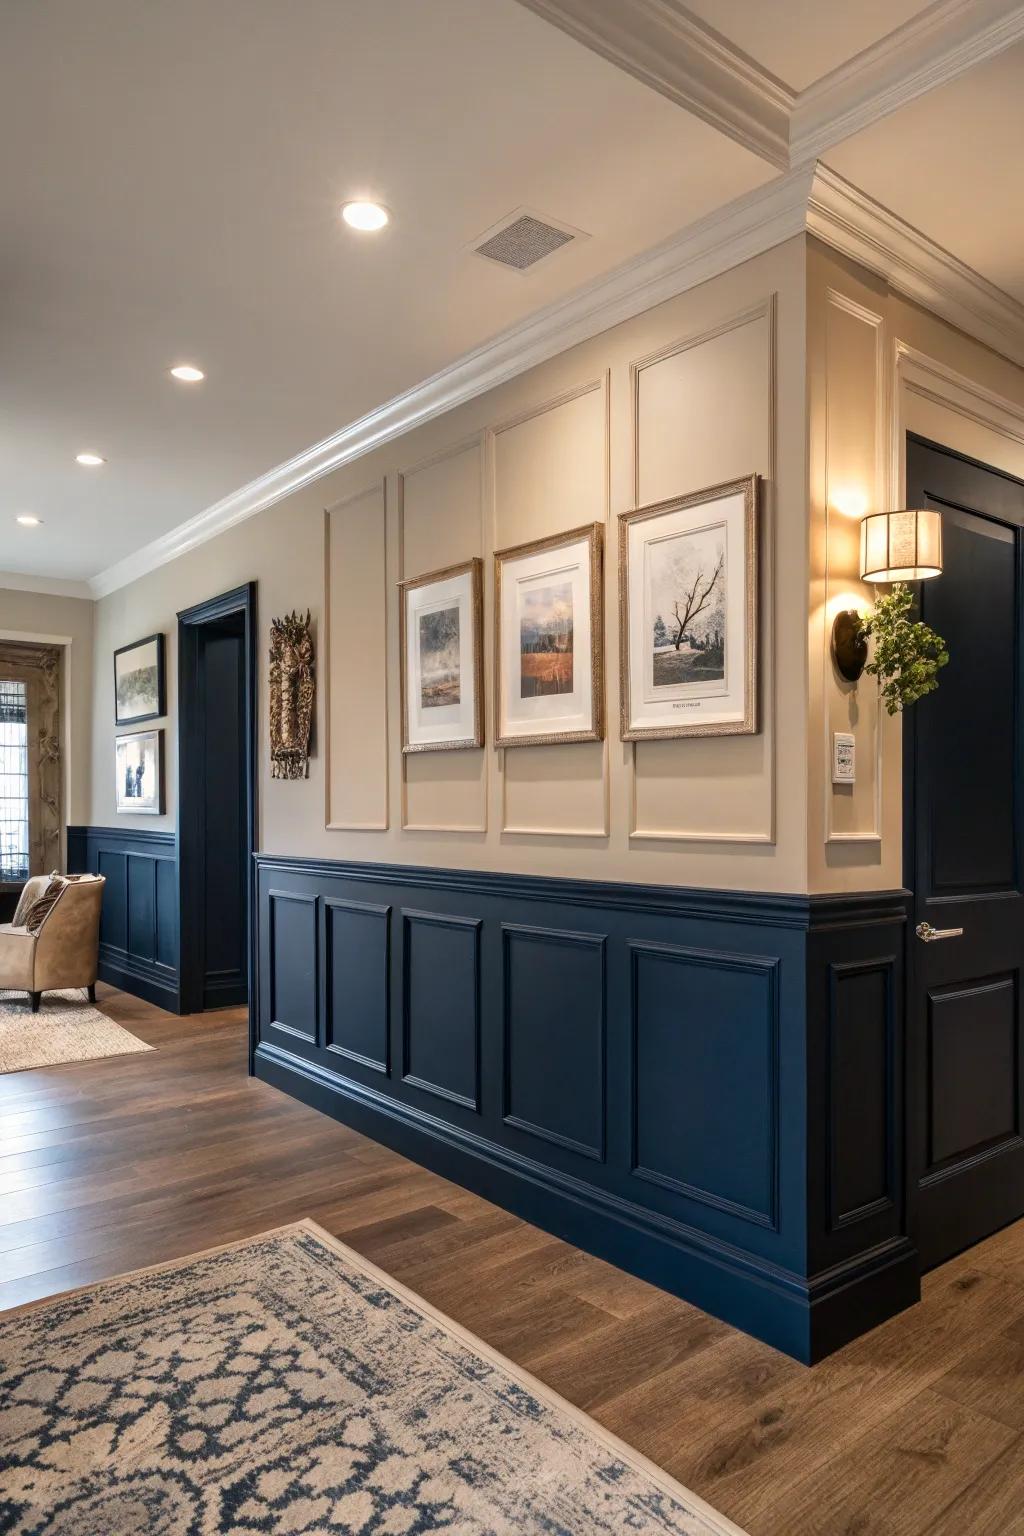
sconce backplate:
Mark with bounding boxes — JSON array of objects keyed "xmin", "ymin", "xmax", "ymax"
[{"xmin": 832, "ymin": 609, "xmax": 868, "ymax": 683}]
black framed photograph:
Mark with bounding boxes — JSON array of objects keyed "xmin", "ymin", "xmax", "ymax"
[
  {"xmin": 113, "ymin": 633, "xmax": 165, "ymax": 725},
  {"xmin": 115, "ymin": 729, "xmax": 164, "ymax": 815}
]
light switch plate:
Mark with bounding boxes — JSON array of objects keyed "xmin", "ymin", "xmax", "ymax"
[{"xmin": 832, "ymin": 731, "xmax": 856, "ymax": 784}]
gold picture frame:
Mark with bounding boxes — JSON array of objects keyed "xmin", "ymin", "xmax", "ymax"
[
  {"xmin": 494, "ymin": 522, "xmax": 604, "ymax": 748},
  {"xmin": 618, "ymin": 475, "xmax": 759, "ymax": 741},
  {"xmin": 399, "ymin": 558, "xmax": 484, "ymax": 753}
]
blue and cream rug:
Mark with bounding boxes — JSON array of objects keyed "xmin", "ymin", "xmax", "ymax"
[{"xmin": 0, "ymin": 1220, "xmax": 746, "ymax": 1534}]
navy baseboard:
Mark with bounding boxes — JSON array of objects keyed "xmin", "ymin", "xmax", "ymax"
[
  {"xmin": 67, "ymin": 825, "xmax": 180, "ymax": 1012},
  {"xmin": 252, "ymin": 854, "xmax": 918, "ymax": 1362}
]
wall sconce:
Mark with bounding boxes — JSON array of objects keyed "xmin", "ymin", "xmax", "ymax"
[{"xmin": 832, "ymin": 509, "xmax": 944, "ymax": 682}]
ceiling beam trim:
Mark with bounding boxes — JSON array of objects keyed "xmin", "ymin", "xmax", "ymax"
[
  {"xmin": 515, "ymin": 0, "xmax": 1024, "ymax": 177},
  {"xmin": 513, "ymin": 0, "xmax": 793, "ymax": 168},
  {"xmin": 791, "ymin": 0, "xmax": 1024, "ymax": 164}
]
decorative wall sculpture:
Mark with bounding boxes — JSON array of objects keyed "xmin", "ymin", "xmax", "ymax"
[{"xmin": 269, "ymin": 610, "xmax": 315, "ymax": 780}]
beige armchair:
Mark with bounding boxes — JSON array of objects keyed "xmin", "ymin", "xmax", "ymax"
[{"xmin": 0, "ymin": 874, "xmax": 105, "ymax": 1013}]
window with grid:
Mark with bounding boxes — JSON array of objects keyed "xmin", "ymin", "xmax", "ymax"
[{"xmin": 0, "ymin": 680, "xmax": 30, "ymax": 882}]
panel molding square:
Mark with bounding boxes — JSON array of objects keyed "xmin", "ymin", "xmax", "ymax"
[
  {"xmin": 502, "ymin": 923, "xmax": 607, "ymax": 1161},
  {"xmin": 827, "ymin": 956, "xmax": 896, "ymax": 1230},
  {"xmin": 402, "ymin": 909, "xmax": 482, "ymax": 1111},
  {"xmin": 629, "ymin": 940, "xmax": 780, "ymax": 1229},
  {"xmin": 323, "ymin": 898, "xmax": 391, "ymax": 1074},
  {"xmin": 926, "ymin": 973, "xmax": 1021, "ymax": 1175},
  {"xmin": 267, "ymin": 889, "xmax": 318, "ymax": 1044}
]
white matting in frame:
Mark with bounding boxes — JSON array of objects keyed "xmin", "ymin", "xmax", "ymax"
[
  {"xmin": 400, "ymin": 558, "xmax": 484, "ymax": 752},
  {"xmin": 494, "ymin": 523, "xmax": 604, "ymax": 748},
  {"xmin": 619, "ymin": 476, "xmax": 758, "ymax": 740}
]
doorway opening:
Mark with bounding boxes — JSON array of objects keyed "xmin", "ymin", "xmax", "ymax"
[
  {"xmin": 903, "ymin": 434, "xmax": 1024, "ymax": 1271},
  {"xmin": 177, "ymin": 583, "xmax": 257, "ymax": 1016}
]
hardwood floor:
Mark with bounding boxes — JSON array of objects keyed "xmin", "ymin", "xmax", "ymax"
[{"xmin": 2, "ymin": 985, "xmax": 1023, "ymax": 1534}]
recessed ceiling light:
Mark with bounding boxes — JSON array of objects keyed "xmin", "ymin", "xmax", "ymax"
[
  {"xmin": 341, "ymin": 200, "xmax": 389, "ymax": 232},
  {"xmin": 16, "ymin": 514, "xmax": 42, "ymax": 527},
  {"xmin": 170, "ymin": 364, "xmax": 205, "ymax": 382},
  {"xmin": 76, "ymin": 452, "xmax": 106, "ymax": 466}
]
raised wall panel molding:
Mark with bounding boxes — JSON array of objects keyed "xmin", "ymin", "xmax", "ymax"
[
  {"xmin": 253, "ymin": 855, "xmax": 918, "ymax": 1361},
  {"xmin": 791, "ymin": 0, "xmax": 1024, "ymax": 164},
  {"xmin": 513, "ymin": 0, "xmax": 793, "ymax": 167},
  {"xmin": 627, "ymin": 297, "xmax": 777, "ymax": 845},
  {"xmin": 808, "ymin": 165, "xmax": 1024, "ymax": 370},
  {"xmin": 822, "ymin": 286, "xmax": 886, "ymax": 848}
]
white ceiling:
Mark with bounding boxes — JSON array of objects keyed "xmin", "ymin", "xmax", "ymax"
[
  {"xmin": 0, "ymin": 0, "xmax": 772, "ymax": 584},
  {"xmin": 2, "ymin": 0, "xmax": 1023, "ymax": 593}
]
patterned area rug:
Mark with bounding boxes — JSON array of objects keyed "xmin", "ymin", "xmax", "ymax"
[
  {"xmin": 0, "ymin": 989, "xmax": 152, "ymax": 1074},
  {"xmin": 0, "ymin": 1220, "xmax": 746, "ymax": 1535}
]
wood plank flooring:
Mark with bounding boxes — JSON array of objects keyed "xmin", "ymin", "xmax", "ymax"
[{"xmin": 2, "ymin": 985, "xmax": 1023, "ymax": 1535}]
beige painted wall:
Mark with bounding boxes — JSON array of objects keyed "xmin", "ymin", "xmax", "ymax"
[
  {"xmin": 0, "ymin": 586, "xmax": 95, "ymax": 831},
  {"xmin": 90, "ymin": 237, "xmax": 810, "ymax": 892},
  {"xmin": 807, "ymin": 238, "xmax": 1024, "ymax": 893}
]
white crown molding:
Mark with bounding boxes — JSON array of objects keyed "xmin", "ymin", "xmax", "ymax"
[
  {"xmin": 807, "ymin": 164, "xmax": 1024, "ymax": 369},
  {"xmin": 88, "ymin": 168, "xmax": 813, "ymax": 598},
  {"xmin": 791, "ymin": 0, "xmax": 1024, "ymax": 164},
  {"xmin": 516, "ymin": 0, "xmax": 1024, "ymax": 176},
  {"xmin": 512, "ymin": 0, "xmax": 793, "ymax": 168},
  {"xmin": 0, "ymin": 569, "xmax": 93, "ymax": 600},
  {"xmin": 85, "ymin": 161, "xmax": 1024, "ymax": 600}
]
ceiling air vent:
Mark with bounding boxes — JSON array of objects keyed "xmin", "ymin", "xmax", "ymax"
[{"xmin": 470, "ymin": 208, "xmax": 588, "ymax": 274}]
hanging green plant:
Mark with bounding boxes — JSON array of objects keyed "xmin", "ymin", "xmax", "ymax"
[{"xmin": 856, "ymin": 582, "xmax": 949, "ymax": 715}]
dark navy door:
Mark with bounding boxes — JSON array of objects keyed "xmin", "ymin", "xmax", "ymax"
[{"xmin": 905, "ymin": 435, "xmax": 1024, "ymax": 1269}]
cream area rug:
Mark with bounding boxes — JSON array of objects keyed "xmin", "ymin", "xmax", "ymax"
[
  {"xmin": 0, "ymin": 989, "xmax": 152, "ymax": 1074},
  {"xmin": 0, "ymin": 1220, "xmax": 747, "ymax": 1536}
]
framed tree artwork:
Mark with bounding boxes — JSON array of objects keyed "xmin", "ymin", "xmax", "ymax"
[
  {"xmin": 494, "ymin": 523, "xmax": 604, "ymax": 747},
  {"xmin": 113, "ymin": 633, "xmax": 165, "ymax": 725},
  {"xmin": 400, "ymin": 559, "xmax": 484, "ymax": 752},
  {"xmin": 618, "ymin": 475, "xmax": 759, "ymax": 740}
]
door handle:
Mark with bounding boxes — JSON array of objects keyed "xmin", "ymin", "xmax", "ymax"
[{"xmin": 916, "ymin": 922, "xmax": 964, "ymax": 942}]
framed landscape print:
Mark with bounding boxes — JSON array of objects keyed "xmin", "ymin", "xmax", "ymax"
[
  {"xmin": 494, "ymin": 523, "xmax": 604, "ymax": 747},
  {"xmin": 400, "ymin": 558, "xmax": 484, "ymax": 752},
  {"xmin": 113, "ymin": 633, "xmax": 165, "ymax": 724},
  {"xmin": 619, "ymin": 475, "xmax": 758, "ymax": 740},
  {"xmin": 115, "ymin": 729, "xmax": 164, "ymax": 814}
]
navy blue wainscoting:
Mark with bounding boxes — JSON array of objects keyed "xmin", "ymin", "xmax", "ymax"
[
  {"xmin": 252, "ymin": 856, "xmax": 916, "ymax": 1363},
  {"xmin": 67, "ymin": 825, "xmax": 180, "ymax": 1011}
]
